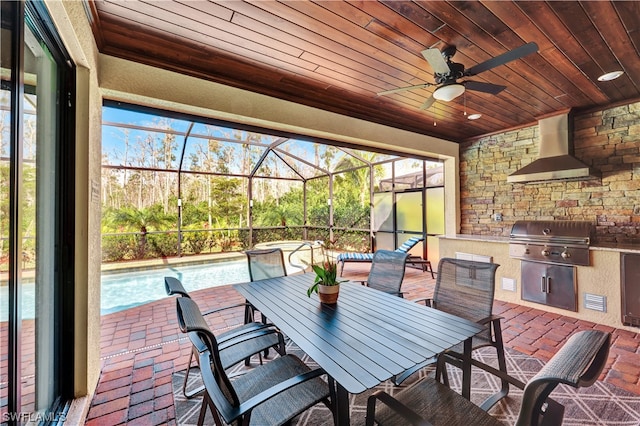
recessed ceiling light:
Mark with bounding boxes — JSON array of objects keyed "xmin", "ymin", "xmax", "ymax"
[
  {"xmin": 468, "ymin": 113, "xmax": 482, "ymax": 120},
  {"xmin": 597, "ymin": 70, "xmax": 624, "ymax": 81}
]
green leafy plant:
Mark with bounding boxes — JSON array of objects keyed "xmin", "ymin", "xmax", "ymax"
[{"xmin": 307, "ymin": 260, "xmax": 346, "ymax": 297}]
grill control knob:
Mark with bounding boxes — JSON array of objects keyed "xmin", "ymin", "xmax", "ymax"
[
  {"xmin": 561, "ymin": 250, "xmax": 571, "ymax": 259},
  {"xmin": 541, "ymin": 248, "xmax": 550, "ymax": 256}
]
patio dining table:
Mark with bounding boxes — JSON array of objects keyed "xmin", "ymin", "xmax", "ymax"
[{"xmin": 234, "ymin": 273, "xmax": 485, "ymax": 426}]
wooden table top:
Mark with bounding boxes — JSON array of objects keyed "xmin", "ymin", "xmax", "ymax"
[{"xmin": 234, "ymin": 273, "xmax": 484, "ymax": 394}]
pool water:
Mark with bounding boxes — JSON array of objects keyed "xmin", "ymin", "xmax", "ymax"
[
  {"xmin": 100, "ymin": 259, "xmax": 252, "ymax": 314},
  {"xmin": 2, "ymin": 243, "xmax": 318, "ymax": 319},
  {"xmin": 1, "ymin": 259, "xmax": 261, "ymax": 320}
]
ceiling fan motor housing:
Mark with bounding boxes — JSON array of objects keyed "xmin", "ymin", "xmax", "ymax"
[{"xmin": 435, "ymin": 61, "xmax": 465, "ymax": 83}]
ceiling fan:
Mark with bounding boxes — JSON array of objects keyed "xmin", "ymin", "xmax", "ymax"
[{"xmin": 378, "ymin": 42, "xmax": 539, "ymax": 109}]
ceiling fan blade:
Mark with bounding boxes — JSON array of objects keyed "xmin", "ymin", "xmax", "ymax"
[
  {"xmin": 420, "ymin": 95, "xmax": 436, "ymax": 110},
  {"xmin": 377, "ymin": 83, "xmax": 433, "ymax": 96},
  {"xmin": 464, "ymin": 80, "xmax": 507, "ymax": 95},
  {"xmin": 464, "ymin": 42, "xmax": 539, "ymax": 76},
  {"xmin": 421, "ymin": 48, "xmax": 451, "ymax": 75}
]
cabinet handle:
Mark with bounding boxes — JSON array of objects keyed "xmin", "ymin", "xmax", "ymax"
[{"xmin": 540, "ymin": 276, "xmax": 550, "ymax": 293}]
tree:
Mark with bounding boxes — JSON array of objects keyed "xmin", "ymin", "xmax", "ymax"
[{"xmin": 103, "ymin": 205, "xmax": 175, "ymax": 257}]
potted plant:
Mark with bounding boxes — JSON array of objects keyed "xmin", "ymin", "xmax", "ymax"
[{"xmin": 307, "ymin": 260, "xmax": 345, "ymax": 304}]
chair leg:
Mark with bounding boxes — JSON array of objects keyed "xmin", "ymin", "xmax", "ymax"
[
  {"xmin": 242, "ymin": 303, "xmax": 265, "ymax": 366},
  {"xmin": 183, "ymin": 348, "xmax": 204, "ymax": 399},
  {"xmin": 261, "ymin": 312, "xmax": 271, "ymax": 358},
  {"xmin": 426, "ymin": 261, "xmax": 435, "ymax": 279},
  {"xmin": 478, "ymin": 320, "xmax": 511, "ymax": 411},
  {"xmin": 199, "ymin": 392, "xmax": 224, "ymax": 426},
  {"xmin": 435, "ymin": 354, "xmax": 450, "ymax": 387}
]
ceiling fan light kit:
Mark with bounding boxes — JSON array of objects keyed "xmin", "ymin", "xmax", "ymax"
[
  {"xmin": 433, "ymin": 83, "xmax": 465, "ymax": 101},
  {"xmin": 378, "ymin": 42, "xmax": 539, "ymax": 111}
]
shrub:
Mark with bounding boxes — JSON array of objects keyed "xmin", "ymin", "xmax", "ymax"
[
  {"xmin": 183, "ymin": 230, "xmax": 210, "ymax": 254},
  {"xmin": 102, "ymin": 234, "xmax": 137, "ymax": 262},
  {"xmin": 147, "ymin": 233, "xmax": 179, "ymax": 257}
]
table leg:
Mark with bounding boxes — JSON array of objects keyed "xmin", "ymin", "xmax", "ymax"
[
  {"xmin": 461, "ymin": 337, "xmax": 472, "ymax": 400},
  {"xmin": 335, "ymin": 382, "xmax": 350, "ymax": 426}
]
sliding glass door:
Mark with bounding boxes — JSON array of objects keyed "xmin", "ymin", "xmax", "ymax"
[{"xmin": 1, "ymin": 1, "xmax": 75, "ymax": 423}]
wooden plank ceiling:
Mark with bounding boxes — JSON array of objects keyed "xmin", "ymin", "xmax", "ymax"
[{"xmin": 87, "ymin": 1, "xmax": 640, "ymax": 142}]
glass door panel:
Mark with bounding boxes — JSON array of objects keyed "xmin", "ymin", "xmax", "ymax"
[
  {"xmin": 396, "ymin": 191, "xmax": 424, "ymax": 257},
  {"xmin": 426, "ymin": 187, "xmax": 445, "ymax": 235},
  {"xmin": 373, "ymin": 192, "xmax": 393, "ymax": 232},
  {"xmin": 374, "ymin": 232, "xmax": 394, "ymax": 251},
  {"xmin": 396, "ymin": 192, "xmax": 422, "ymax": 232},
  {"xmin": 1, "ymin": 2, "xmax": 70, "ymax": 420},
  {"xmin": 26, "ymin": 20, "xmax": 59, "ymax": 415},
  {"xmin": 0, "ymin": 2, "xmax": 16, "ymax": 418}
]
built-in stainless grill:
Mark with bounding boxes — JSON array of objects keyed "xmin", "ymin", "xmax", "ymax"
[
  {"xmin": 509, "ymin": 220, "xmax": 595, "ymax": 312},
  {"xmin": 509, "ymin": 220, "xmax": 594, "ymax": 266}
]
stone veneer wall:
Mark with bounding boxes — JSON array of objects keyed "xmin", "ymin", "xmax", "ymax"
[{"xmin": 459, "ymin": 101, "xmax": 640, "ymax": 243}]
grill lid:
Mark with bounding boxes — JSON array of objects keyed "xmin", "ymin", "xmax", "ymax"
[{"xmin": 510, "ymin": 220, "xmax": 595, "ymax": 246}]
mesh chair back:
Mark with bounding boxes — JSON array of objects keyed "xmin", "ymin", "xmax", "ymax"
[
  {"xmin": 176, "ymin": 297, "xmax": 239, "ymax": 419},
  {"xmin": 367, "ymin": 250, "xmax": 409, "ymax": 295},
  {"xmin": 246, "ymin": 248, "xmax": 287, "ymax": 281},
  {"xmin": 433, "ymin": 258, "xmax": 499, "ymax": 339},
  {"xmin": 516, "ymin": 329, "xmax": 610, "ymax": 426}
]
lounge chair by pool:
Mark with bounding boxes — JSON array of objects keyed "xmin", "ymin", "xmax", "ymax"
[{"xmin": 337, "ymin": 236, "xmax": 433, "ymax": 278}]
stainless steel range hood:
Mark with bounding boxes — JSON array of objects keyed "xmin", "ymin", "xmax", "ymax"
[{"xmin": 507, "ymin": 112, "xmax": 600, "ymax": 183}]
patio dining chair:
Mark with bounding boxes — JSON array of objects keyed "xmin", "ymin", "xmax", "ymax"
[
  {"xmin": 245, "ymin": 248, "xmax": 288, "ymax": 281},
  {"xmin": 393, "ymin": 258, "xmax": 511, "ymax": 411},
  {"xmin": 358, "ymin": 249, "xmax": 409, "ymax": 297},
  {"xmin": 366, "ymin": 329, "xmax": 611, "ymax": 426},
  {"xmin": 176, "ymin": 296, "xmax": 336, "ymax": 426},
  {"xmin": 165, "ymin": 276, "xmax": 286, "ymax": 399},
  {"xmin": 245, "ymin": 247, "xmax": 288, "ymax": 326}
]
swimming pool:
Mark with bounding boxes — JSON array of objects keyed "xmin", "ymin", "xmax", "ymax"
[
  {"xmin": 1, "ymin": 241, "xmax": 322, "ymax": 319},
  {"xmin": 0, "ymin": 258, "xmax": 302, "ymax": 320},
  {"xmin": 100, "ymin": 259, "xmax": 252, "ymax": 314}
]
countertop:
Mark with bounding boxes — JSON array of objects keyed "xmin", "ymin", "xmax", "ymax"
[{"xmin": 439, "ymin": 234, "xmax": 640, "ymax": 253}]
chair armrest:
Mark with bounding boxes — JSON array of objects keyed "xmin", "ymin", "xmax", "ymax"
[
  {"xmin": 217, "ymin": 322, "xmax": 276, "ymax": 343},
  {"xmin": 410, "ymin": 297, "xmax": 433, "ymax": 307},
  {"xmin": 233, "ymin": 368, "xmax": 327, "ymax": 420},
  {"xmin": 365, "ymin": 390, "xmax": 432, "ymax": 426},
  {"xmin": 218, "ymin": 326, "xmax": 283, "ymax": 352},
  {"xmin": 201, "ymin": 302, "xmax": 252, "ymax": 317},
  {"xmin": 476, "ymin": 314, "xmax": 503, "ymax": 326}
]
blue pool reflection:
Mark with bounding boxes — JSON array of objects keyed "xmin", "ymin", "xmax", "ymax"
[
  {"xmin": 100, "ymin": 260, "xmax": 251, "ymax": 314},
  {"xmin": 1, "ymin": 259, "xmax": 253, "ymax": 320}
]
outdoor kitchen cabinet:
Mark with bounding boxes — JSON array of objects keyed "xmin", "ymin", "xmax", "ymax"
[{"xmin": 521, "ymin": 261, "xmax": 577, "ymax": 312}]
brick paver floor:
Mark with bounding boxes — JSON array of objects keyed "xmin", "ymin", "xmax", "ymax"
[{"xmin": 86, "ymin": 262, "xmax": 640, "ymax": 425}]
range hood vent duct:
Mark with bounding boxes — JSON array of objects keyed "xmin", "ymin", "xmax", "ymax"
[{"xmin": 507, "ymin": 112, "xmax": 600, "ymax": 183}]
